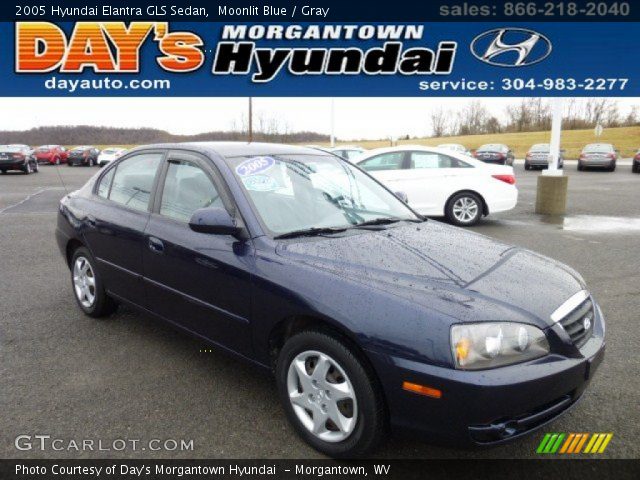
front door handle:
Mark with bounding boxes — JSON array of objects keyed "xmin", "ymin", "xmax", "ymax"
[{"xmin": 148, "ymin": 237, "xmax": 164, "ymax": 254}]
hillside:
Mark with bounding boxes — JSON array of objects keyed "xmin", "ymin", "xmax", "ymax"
[
  {"xmin": 0, "ymin": 126, "xmax": 329, "ymax": 148},
  {"xmin": 341, "ymin": 126, "xmax": 640, "ymax": 159}
]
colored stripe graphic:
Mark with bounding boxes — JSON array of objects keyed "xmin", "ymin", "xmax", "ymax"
[{"xmin": 537, "ymin": 433, "xmax": 613, "ymax": 454}]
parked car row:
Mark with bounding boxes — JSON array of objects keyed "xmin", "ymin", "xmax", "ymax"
[
  {"xmin": 446, "ymin": 141, "xmax": 638, "ymax": 174},
  {"xmin": 0, "ymin": 144, "xmax": 128, "ymax": 173}
]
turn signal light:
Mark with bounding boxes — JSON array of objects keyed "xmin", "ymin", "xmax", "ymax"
[
  {"xmin": 492, "ymin": 174, "xmax": 516, "ymax": 185},
  {"xmin": 402, "ymin": 381, "xmax": 442, "ymax": 399}
]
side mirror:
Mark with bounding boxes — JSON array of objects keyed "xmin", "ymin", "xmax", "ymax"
[
  {"xmin": 394, "ymin": 191, "xmax": 409, "ymax": 203},
  {"xmin": 189, "ymin": 207, "xmax": 244, "ymax": 238}
]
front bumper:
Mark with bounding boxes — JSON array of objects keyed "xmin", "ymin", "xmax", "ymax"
[{"xmin": 366, "ymin": 308, "xmax": 605, "ymax": 446}]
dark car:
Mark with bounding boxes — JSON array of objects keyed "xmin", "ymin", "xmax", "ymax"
[
  {"xmin": 632, "ymin": 149, "xmax": 639, "ymax": 173},
  {"xmin": 0, "ymin": 144, "xmax": 39, "ymax": 174},
  {"xmin": 56, "ymin": 143, "xmax": 605, "ymax": 457},
  {"xmin": 35, "ymin": 145, "xmax": 69, "ymax": 165},
  {"xmin": 67, "ymin": 146, "xmax": 100, "ymax": 167},
  {"xmin": 524, "ymin": 144, "xmax": 564, "ymax": 170},
  {"xmin": 474, "ymin": 144, "xmax": 515, "ymax": 166},
  {"xmin": 578, "ymin": 143, "xmax": 618, "ymax": 172}
]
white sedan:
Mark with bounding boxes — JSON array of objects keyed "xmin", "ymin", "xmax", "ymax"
[
  {"xmin": 355, "ymin": 146, "xmax": 517, "ymax": 226},
  {"xmin": 97, "ymin": 147, "xmax": 127, "ymax": 167}
]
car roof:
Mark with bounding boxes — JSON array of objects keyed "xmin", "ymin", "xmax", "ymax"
[{"xmin": 127, "ymin": 142, "xmax": 329, "ymax": 158}]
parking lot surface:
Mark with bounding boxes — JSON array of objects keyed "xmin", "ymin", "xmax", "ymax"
[{"xmin": 1, "ymin": 163, "xmax": 638, "ymax": 459}]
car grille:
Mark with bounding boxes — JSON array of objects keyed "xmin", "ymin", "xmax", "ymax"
[{"xmin": 558, "ymin": 296, "xmax": 594, "ymax": 348}]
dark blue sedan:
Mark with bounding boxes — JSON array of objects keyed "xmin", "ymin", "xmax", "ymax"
[{"xmin": 56, "ymin": 143, "xmax": 605, "ymax": 457}]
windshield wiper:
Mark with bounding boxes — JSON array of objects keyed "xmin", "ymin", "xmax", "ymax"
[
  {"xmin": 354, "ymin": 217, "xmax": 402, "ymax": 228},
  {"xmin": 274, "ymin": 226, "xmax": 349, "ymax": 239}
]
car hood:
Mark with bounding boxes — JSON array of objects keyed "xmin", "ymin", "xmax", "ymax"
[{"xmin": 275, "ymin": 221, "xmax": 585, "ymax": 326}]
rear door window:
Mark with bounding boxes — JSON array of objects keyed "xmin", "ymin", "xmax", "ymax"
[{"xmin": 108, "ymin": 153, "xmax": 163, "ymax": 212}]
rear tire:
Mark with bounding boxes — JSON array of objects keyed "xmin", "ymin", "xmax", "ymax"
[
  {"xmin": 577, "ymin": 162, "xmax": 584, "ymax": 171},
  {"xmin": 276, "ymin": 331, "xmax": 386, "ymax": 458},
  {"xmin": 524, "ymin": 162, "xmax": 531, "ymax": 171},
  {"xmin": 33, "ymin": 161, "xmax": 39, "ymax": 173},
  {"xmin": 633, "ymin": 163, "xmax": 639, "ymax": 173},
  {"xmin": 70, "ymin": 247, "xmax": 118, "ymax": 318},
  {"xmin": 23, "ymin": 162, "xmax": 32, "ymax": 175},
  {"xmin": 608, "ymin": 162, "xmax": 616, "ymax": 172},
  {"xmin": 445, "ymin": 192, "xmax": 483, "ymax": 227}
]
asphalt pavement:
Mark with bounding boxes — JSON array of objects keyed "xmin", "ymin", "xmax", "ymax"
[{"xmin": 0, "ymin": 162, "xmax": 638, "ymax": 459}]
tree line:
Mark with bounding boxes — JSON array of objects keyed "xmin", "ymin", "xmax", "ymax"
[
  {"xmin": 0, "ymin": 125, "xmax": 329, "ymax": 146},
  {"xmin": 430, "ymin": 99, "xmax": 640, "ymax": 137}
]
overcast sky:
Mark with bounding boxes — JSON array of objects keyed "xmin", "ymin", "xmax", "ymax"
[{"xmin": 0, "ymin": 97, "xmax": 637, "ymax": 140}]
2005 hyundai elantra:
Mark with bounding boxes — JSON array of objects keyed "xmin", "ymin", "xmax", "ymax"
[{"xmin": 56, "ymin": 143, "xmax": 605, "ymax": 457}]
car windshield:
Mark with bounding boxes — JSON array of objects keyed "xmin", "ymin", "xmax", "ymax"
[
  {"xmin": 225, "ymin": 154, "xmax": 420, "ymax": 236},
  {"xmin": 102, "ymin": 149, "xmax": 118, "ymax": 154},
  {"xmin": 478, "ymin": 144, "xmax": 505, "ymax": 152},
  {"xmin": 530, "ymin": 144, "xmax": 550, "ymax": 152},
  {"xmin": 583, "ymin": 144, "xmax": 613, "ymax": 153}
]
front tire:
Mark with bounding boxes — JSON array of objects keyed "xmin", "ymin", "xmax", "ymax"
[
  {"xmin": 276, "ymin": 331, "xmax": 386, "ymax": 458},
  {"xmin": 23, "ymin": 162, "xmax": 32, "ymax": 175},
  {"xmin": 70, "ymin": 247, "xmax": 118, "ymax": 318},
  {"xmin": 577, "ymin": 162, "xmax": 584, "ymax": 171},
  {"xmin": 445, "ymin": 192, "xmax": 483, "ymax": 227},
  {"xmin": 633, "ymin": 162, "xmax": 639, "ymax": 173}
]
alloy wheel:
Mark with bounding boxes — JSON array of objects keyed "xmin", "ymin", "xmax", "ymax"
[
  {"xmin": 73, "ymin": 256, "xmax": 96, "ymax": 308},
  {"xmin": 287, "ymin": 350, "xmax": 357, "ymax": 443},
  {"xmin": 452, "ymin": 197, "xmax": 479, "ymax": 224}
]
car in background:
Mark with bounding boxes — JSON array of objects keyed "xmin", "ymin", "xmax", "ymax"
[
  {"xmin": 67, "ymin": 146, "xmax": 100, "ymax": 167},
  {"xmin": 578, "ymin": 143, "xmax": 618, "ymax": 172},
  {"xmin": 474, "ymin": 144, "xmax": 515, "ymax": 166},
  {"xmin": 524, "ymin": 144, "xmax": 564, "ymax": 170},
  {"xmin": 305, "ymin": 145, "xmax": 331, "ymax": 153},
  {"xmin": 34, "ymin": 145, "xmax": 68, "ymax": 165},
  {"xmin": 56, "ymin": 142, "xmax": 604, "ymax": 457},
  {"xmin": 329, "ymin": 146, "xmax": 366, "ymax": 162},
  {"xmin": 0, "ymin": 144, "xmax": 39, "ymax": 174},
  {"xmin": 437, "ymin": 143, "xmax": 471, "ymax": 156},
  {"xmin": 356, "ymin": 146, "xmax": 517, "ymax": 226},
  {"xmin": 631, "ymin": 149, "xmax": 639, "ymax": 173},
  {"xmin": 98, "ymin": 147, "xmax": 127, "ymax": 167}
]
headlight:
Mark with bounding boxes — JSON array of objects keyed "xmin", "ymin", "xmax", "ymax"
[{"xmin": 451, "ymin": 322, "xmax": 549, "ymax": 370}]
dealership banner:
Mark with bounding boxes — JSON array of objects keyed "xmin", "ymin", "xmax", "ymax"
[{"xmin": 0, "ymin": 0, "xmax": 638, "ymax": 96}]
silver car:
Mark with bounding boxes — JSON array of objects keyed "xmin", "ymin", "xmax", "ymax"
[
  {"xmin": 525, "ymin": 143, "xmax": 564, "ymax": 170},
  {"xmin": 578, "ymin": 143, "xmax": 618, "ymax": 172}
]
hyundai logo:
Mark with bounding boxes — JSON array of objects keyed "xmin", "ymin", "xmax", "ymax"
[
  {"xmin": 583, "ymin": 316, "xmax": 592, "ymax": 331},
  {"xmin": 470, "ymin": 28, "xmax": 552, "ymax": 67}
]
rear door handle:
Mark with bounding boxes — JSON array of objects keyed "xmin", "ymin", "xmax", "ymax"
[{"xmin": 148, "ymin": 237, "xmax": 164, "ymax": 254}]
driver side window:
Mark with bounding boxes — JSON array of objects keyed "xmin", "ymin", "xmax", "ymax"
[{"xmin": 160, "ymin": 160, "xmax": 222, "ymax": 222}]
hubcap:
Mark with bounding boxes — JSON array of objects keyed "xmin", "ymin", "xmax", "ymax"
[
  {"xmin": 452, "ymin": 197, "xmax": 479, "ymax": 223},
  {"xmin": 73, "ymin": 257, "xmax": 96, "ymax": 308},
  {"xmin": 287, "ymin": 351, "xmax": 357, "ymax": 442}
]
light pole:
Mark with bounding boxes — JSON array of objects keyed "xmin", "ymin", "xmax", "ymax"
[
  {"xmin": 330, "ymin": 98, "xmax": 335, "ymax": 148},
  {"xmin": 248, "ymin": 97, "xmax": 253, "ymax": 143}
]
